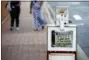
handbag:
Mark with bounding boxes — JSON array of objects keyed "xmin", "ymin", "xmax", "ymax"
[
  {"xmin": 7, "ymin": 2, "xmax": 12, "ymax": 11},
  {"xmin": 37, "ymin": 16, "xmax": 45, "ymax": 25}
]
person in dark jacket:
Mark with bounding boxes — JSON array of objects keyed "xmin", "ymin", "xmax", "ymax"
[{"xmin": 6, "ymin": 1, "xmax": 20, "ymax": 31}]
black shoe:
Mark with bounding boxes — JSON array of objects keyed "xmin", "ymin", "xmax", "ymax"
[
  {"xmin": 10, "ymin": 28, "xmax": 13, "ymax": 31},
  {"xmin": 42, "ymin": 26, "xmax": 44, "ymax": 30}
]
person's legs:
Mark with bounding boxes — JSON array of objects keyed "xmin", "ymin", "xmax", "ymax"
[
  {"xmin": 33, "ymin": 9, "xmax": 41, "ymax": 30},
  {"xmin": 15, "ymin": 7, "xmax": 20, "ymax": 28},
  {"xmin": 37, "ymin": 9, "xmax": 46, "ymax": 30},
  {"xmin": 10, "ymin": 11, "xmax": 15, "ymax": 31}
]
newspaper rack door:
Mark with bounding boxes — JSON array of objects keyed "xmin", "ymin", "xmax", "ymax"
[{"xmin": 47, "ymin": 26, "xmax": 76, "ymax": 60}]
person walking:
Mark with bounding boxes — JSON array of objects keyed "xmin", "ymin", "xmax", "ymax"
[
  {"xmin": 6, "ymin": 1, "xmax": 20, "ymax": 31},
  {"xmin": 30, "ymin": 0, "xmax": 46, "ymax": 31}
]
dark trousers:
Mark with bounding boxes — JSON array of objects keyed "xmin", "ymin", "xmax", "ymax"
[{"xmin": 10, "ymin": 7, "xmax": 20, "ymax": 27}]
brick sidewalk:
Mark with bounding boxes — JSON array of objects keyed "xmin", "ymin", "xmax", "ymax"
[{"xmin": 2, "ymin": 2, "xmax": 47, "ymax": 60}]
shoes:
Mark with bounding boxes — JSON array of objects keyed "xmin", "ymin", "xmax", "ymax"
[
  {"xmin": 10, "ymin": 27, "xmax": 19, "ymax": 31},
  {"xmin": 10, "ymin": 27, "xmax": 13, "ymax": 31},
  {"xmin": 42, "ymin": 26, "xmax": 44, "ymax": 30},
  {"xmin": 33, "ymin": 29, "xmax": 38, "ymax": 31},
  {"xmin": 16, "ymin": 27, "xmax": 19, "ymax": 30}
]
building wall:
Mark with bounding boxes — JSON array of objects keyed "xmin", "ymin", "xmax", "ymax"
[{"xmin": 1, "ymin": 1, "xmax": 8, "ymax": 21}]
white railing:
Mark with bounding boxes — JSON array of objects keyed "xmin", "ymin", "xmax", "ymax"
[{"xmin": 43, "ymin": 2, "xmax": 56, "ymax": 26}]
